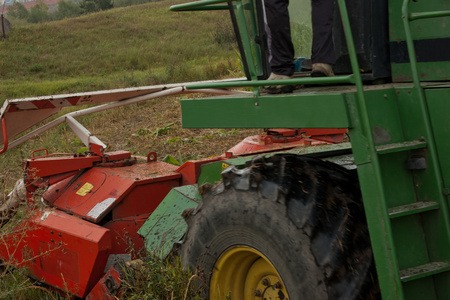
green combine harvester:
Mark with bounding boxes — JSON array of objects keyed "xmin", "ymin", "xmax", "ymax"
[
  {"xmin": 168, "ymin": 0, "xmax": 450, "ymax": 298},
  {"xmin": 0, "ymin": 0, "xmax": 449, "ymax": 299}
]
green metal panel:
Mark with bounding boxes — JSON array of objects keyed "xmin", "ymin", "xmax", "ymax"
[
  {"xmin": 434, "ymin": 272, "xmax": 450, "ymax": 300},
  {"xmin": 391, "ymin": 216, "xmax": 434, "ymax": 271},
  {"xmin": 423, "ymin": 88, "xmax": 450, "ymax": 278},
  {"xmin": 345, "ymin": 87, "xmax": 407, "ymax": 163},
  {"xmin": 391, "ymin": 62, "xmax": 450, "ymax": 83},
  {"xmin": 138, "ymin": 185, "xmax": 201, "ymax": 258},
  {"xmin": 393, "ymin": 87, "xmax": 428, "ymax": 139},
  {"xmin": 426, "ymin": 88, "xmax": 450, "ymax": 188},
  {"xmin": 403, "ymin": 279, "xmax": 438, "ymax": 300},
  {"xmin": 229, "ymin": 0, "xmax": 265, "ymax": 80},
  {"xmin": 346, "ymin": 81, "xmax": 450, "ymax": 299},
  {"xmin": 180, "ymin": 92, "xmax": 349, "ymax": 128},
  {"xmin": 396, "ymin": 86, "xmax": 450, "ymax": 263},
  {"xmin": 389, "ymin": 0, "xmax": 450, "ymax": 41},
  {"xmin": 170, "ymin": 0, "xmax": 229, "ymax": 11},
  {"xmin": 197, "ymin": 161, "xmax": 231, "ymax": 185},
  {"xmin": 389, "ymin": 0, "xmax": 450, "ymax": 82},
  {"xmin": 360, "ymin": 88, "xmax": 405, "ymax": 146},
  {"xmin": 345, "ymin": 90, "xmax": 403, "ymax": 299},
  {"xmin": 350, "ymin": 162, "xmax": 403, "ymax": 299},
  {"xmin": 379, "ymin": 152, "xmax": 416, "ymax": 208}
]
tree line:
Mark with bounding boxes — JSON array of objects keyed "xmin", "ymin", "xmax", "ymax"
[{"xmin": 7, "ymin": 0, "xmax": 160, "ymax": 23}]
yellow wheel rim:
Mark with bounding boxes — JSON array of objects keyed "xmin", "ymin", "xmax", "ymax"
[{"xmin": 210, "ymin": 246, "xmax": 289, "ymax": 299}]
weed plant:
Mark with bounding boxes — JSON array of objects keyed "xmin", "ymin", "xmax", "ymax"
[
  {"xmin": 0, "ymin": 175, "xmax": 62, "ymax": 300},
  {"xmin": 291, "ymin": 21, "xmax": 312, "ymax": 58},
  {"xmin": 0, "ymin": 171, "xmax": 204, "ymax": 299},
  {"xmin": 121, "ymin": 255, "xmax": 203, "ymax": 299}
]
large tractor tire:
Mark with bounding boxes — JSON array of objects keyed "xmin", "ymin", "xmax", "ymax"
[{"xmin": 180, "ymin": 154, "xmax": 378, "ymax": 299}]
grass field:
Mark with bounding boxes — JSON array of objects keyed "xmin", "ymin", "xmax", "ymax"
[
  {"xmin": 0, "ymin": 0, "xmax": 262, "ymax": 298},
  {"xmin": 0, "ymin": 0, "xmax": 238, "ymax": 101},
  {"xmin": 0, "ymin": 0, "xmax": 257, "ymax": 185}
]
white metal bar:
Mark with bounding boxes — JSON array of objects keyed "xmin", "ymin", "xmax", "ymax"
[
  {"xmin": 8, "ymin": 87, "xmax": 185, "ymax": 150},
  {"xmin": 7, "ymin": 86, "xmax": 249, "ymax": 151},
  {"xmin": 65, "ymin": 116, "xmax": 107, "ymax": 151}
]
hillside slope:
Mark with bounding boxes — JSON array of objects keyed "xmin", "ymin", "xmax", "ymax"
[
  {"xmin": 0, "ymin": 0, "xmax": 259, "ymax": 191},
  {"xmin": 0, "ymin": 0, "xmax": 237, "ymax": 101}
]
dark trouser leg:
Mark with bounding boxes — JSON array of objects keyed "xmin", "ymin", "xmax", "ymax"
[
  {"xmin": 311, "ymin": 0, "xmax": 336, "ymax": 65},
  {"xmin": 264, "ymin": 0, "xmax": 295, "ymax": 76}
]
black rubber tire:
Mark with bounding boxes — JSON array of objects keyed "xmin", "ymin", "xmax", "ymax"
[{"xmin": 180, "ymin": 154, "xmax": 378, "ymax": 299}]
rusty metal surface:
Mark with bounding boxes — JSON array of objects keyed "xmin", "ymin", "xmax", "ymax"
[
  {"xmin": 111, "ymin": 179, "xmax": 180, "ymax": 221},
  {"xmin": 86, "ymin": 265, "xmax": 123, "ymax": 300},
  {"xmin": 101, "ymin": 160, "xmax": 180, "ymax": 182},
  {"xmin": 43, "ymin": 161, "xmax": 181, "ymax": 223},
  {"xmin": 0, "ymin": 209, "xmax": 111, "ymax": 298},
  {"xmin": 139, "ymin": 185, "xmax": 202, "ymax": 258},
  {"xmin": 2, "ymin": 159, "xmax": 183, "ymax": 298},
  {"xmin": 26, "ymin": 155, "xmax": 102, "ymax": 178},
  {"xmin": 175, "ymin": 157, "xmax": 224, "ymax": 185},
  {"xmin": 225, "ymin": 129, "xmax": 347, "ymax": 156},
  {"xmin": 103, "ymin": 217, "xmax": 148, "ymax": 256}
]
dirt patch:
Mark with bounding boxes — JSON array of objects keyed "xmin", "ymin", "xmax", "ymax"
[{"xmin": 85, "ymin": 94, "xmax": 261, "ymax": 161}]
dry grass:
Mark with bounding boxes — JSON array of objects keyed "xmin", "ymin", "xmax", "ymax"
[
  {"xmin": 85, "ymin": 95, "xmax": 259, "ymax": 157},
  {"xmin": 0, "ymin": 96, "xmax": 260, "ymax": 202}
]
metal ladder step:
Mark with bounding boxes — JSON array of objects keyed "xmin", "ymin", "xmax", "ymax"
[
  {"xmin": 376, "ymin": 140, "xmax": 427, "ymax": 155},
  {"xmin": 400, "ymin": 261, "xmax": 450, "ymax": 282},
  {"xmin": 388, "ymin": 201, "xmax": 440, "ymax": 219}
]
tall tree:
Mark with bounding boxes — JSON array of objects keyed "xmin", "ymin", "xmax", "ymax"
[
  {"xmin": 79, "ymin": 0, "xmax": 112, "ymax": 14},
  {"xmin": 7, "ymin": 2, "xmax": 29, "ymax": 20},
  {"xmin": 56, "ymin": 0, "xmax": 83, "ymax": 19}
]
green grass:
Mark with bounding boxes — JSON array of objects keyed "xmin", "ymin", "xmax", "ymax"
[
  {"xmin": 0, "ymin": 0, "xmax": 237, "ymax": 102},
  {"xmin": 120, "ymin": 255, "xmax": 203, "ymax": 299}
]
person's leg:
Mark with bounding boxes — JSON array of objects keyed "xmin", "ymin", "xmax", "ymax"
[
  {"xmin": 311, "ymin": 0, "xmax": 335, "ymax": 76},
  {"xmin": 264, "ymin": 0, "xmax": 295, "ymax": 76}
]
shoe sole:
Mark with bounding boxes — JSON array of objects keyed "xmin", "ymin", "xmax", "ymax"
[
  {"xmin": 262, "ymin": 85, "xmax": 295, "ymax": 94},
  {"xmin": 311, "ymin": 70, "xmax": 328, "ymax": 77}
]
